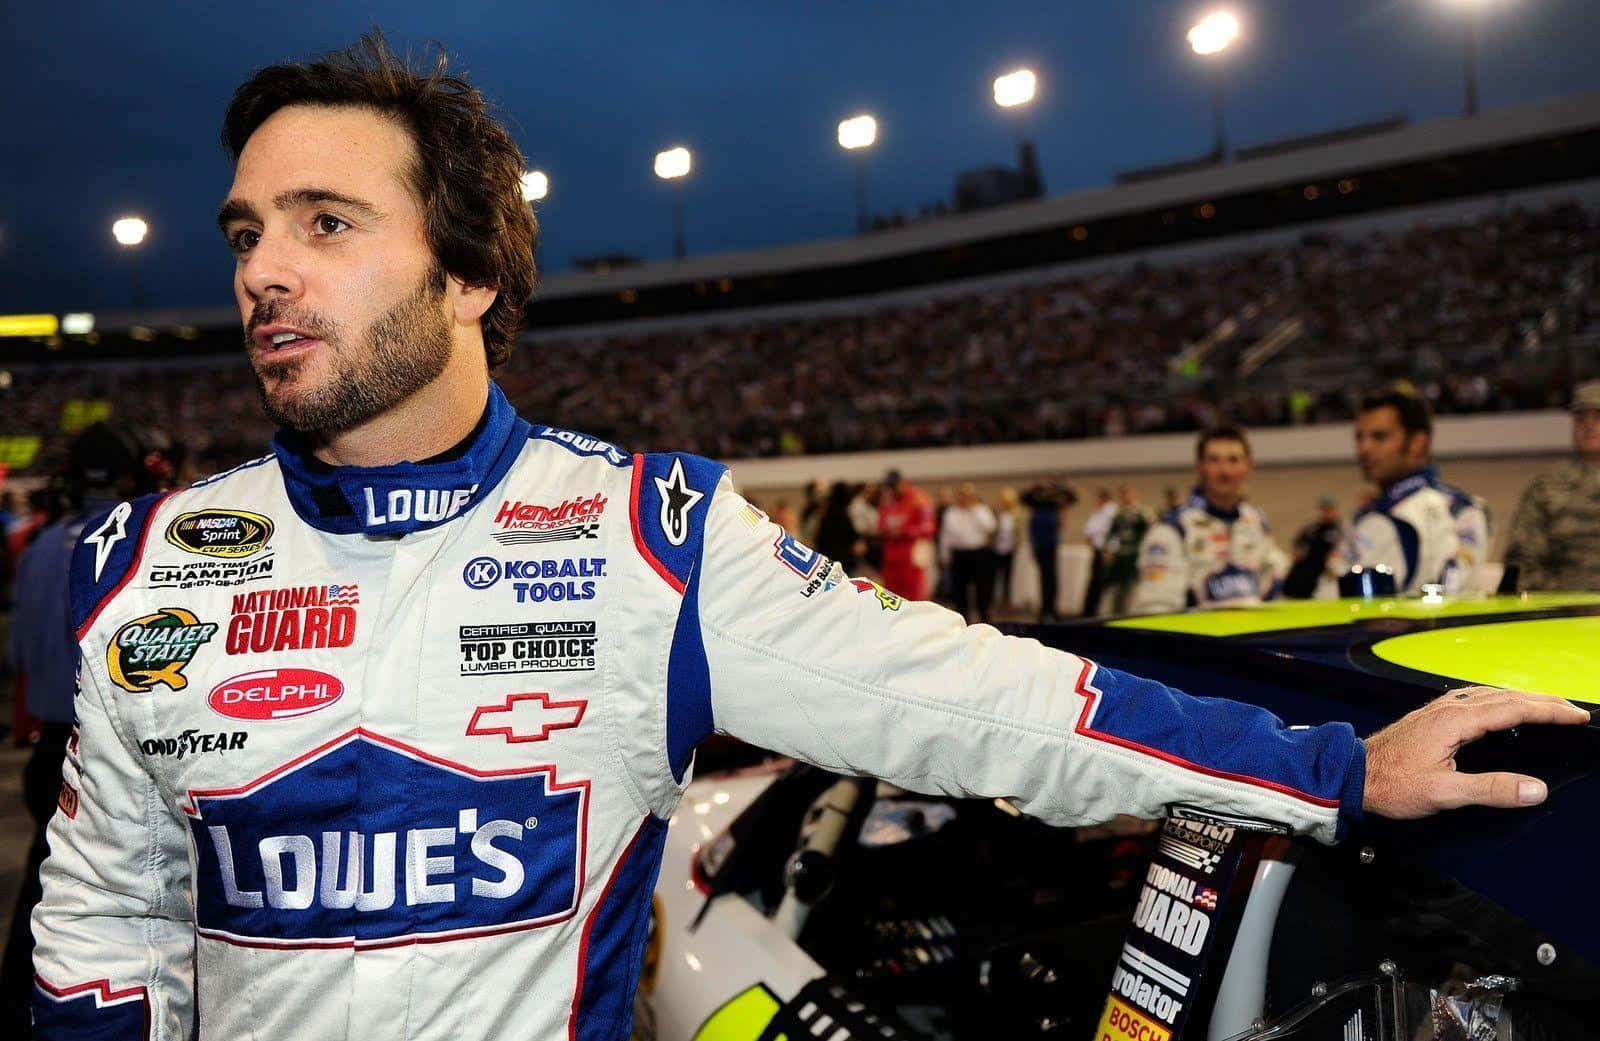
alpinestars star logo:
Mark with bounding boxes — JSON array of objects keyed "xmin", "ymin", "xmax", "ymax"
[
  {"xmin": 86, "ymin": 501, "xmax": 134, "ymax": 581},
  {"xmin": 466, "ymin": 693, "xmax": 587, "ymax": 743},
  {"xmin": 653, "ymin": 458, "xmax": 704, "ymax": 547}
]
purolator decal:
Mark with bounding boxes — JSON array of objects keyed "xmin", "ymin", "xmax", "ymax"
[
  {"xmin": 165, "ymin": 509, "xmax": 274, "ymax": 559},
  {"xmin": 107, "ymin": 608, "xmax": 219, "ymax": 693}
]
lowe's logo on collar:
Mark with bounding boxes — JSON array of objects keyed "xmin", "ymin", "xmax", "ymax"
[
  {"xmin": 361, "ymin": 485, "xmax": 477, "ymax": 530},
  {"xmin": 534, "ymin": 426, "xmax": 629, "ymax": 467},
  {"xmin": 184, "ymin": 730, "xmax": 588, "ymax": 948}
]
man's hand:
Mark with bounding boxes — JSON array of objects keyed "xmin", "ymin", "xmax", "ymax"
[{"xmin": 1363, "ymin": 686, "xmax": 1591, "ymax": 819}]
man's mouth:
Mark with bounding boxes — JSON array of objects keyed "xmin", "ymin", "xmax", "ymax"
[{"xmin": 252, "ymin": 325, "xmax": 325, "ymax": 353}]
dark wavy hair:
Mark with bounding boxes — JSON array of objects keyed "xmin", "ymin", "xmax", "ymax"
[
  {"xmin": 221, "ymin": 32, "xmax": 538, "ymax": 370},
  {"xmin": 1195, "ymin": 423, "xmax": 1251, "ymax": 460}
]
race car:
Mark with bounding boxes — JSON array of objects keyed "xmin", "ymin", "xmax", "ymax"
[{"xmin": 639, "ymin": 594, "xmax": 1600, "ymax": 1041}]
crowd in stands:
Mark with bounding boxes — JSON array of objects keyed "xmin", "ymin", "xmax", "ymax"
[{"xmin": 3, "ymin": 202, "xmax": 1596, "ymax": 484}]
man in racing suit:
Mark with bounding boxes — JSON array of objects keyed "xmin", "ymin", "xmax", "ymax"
[
  {"xmin": 31, "ymin": 37, "xmax": 1584, "ymax": 1041},
  {"xmin": 1130, "ymin": 426, "xmax": 1288, "ymax": 614},
  {"xmin": 1341, "ymin": 390, "xmax": 1490, "ymax": 594}
]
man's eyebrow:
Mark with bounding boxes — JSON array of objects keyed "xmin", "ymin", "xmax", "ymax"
[{"xmin": 215, "ymin": 187, "xmax": 385, "ymax": 232}]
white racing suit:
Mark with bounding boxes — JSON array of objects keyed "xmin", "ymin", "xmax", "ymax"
[
  {"xmin": 1129, "ymin": 491, "xmax": 1289, "ymax": 614},
  {"xmin": 1343, "ymin": 467, "xmax": 1490, "ymax": 595},
  {"xmin": 33, "ymin": 383, "xmax": 1365, "ymax": 1040}
]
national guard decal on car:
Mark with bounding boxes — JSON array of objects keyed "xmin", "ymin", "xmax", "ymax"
[
  {"xmin": 106, "ymin": 608, "xmax": 219, "ymax": 693},
  {"xmin": 165, "ymin": 509, "xmax": 274, "ymax": 559},
  {"xmin": 183, "ymin": 729, "xmax": 589, "ymax": 949}
]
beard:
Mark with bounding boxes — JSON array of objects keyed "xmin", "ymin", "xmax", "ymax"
[{"xmin": 247, "ymin": 265, "xmax": 452, "ymax": 434}]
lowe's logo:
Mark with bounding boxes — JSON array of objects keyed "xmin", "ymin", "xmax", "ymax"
[{"xmin": 184, "ymin": 730, "xmax": 588, "ymax": 948}]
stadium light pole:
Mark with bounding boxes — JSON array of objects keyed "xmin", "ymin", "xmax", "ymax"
[
  {"xmin": 653, "ymin": 146, "xmax": 692, "ymax": 259},
  {"xmin": 837, "ymin": 114, "xmax": 877, "ymax": 234},
  {"xmin": 1449, "ymin": 0, "xmax": 1484, "ymax": 116},
  {"xmin": 1188, "ymin": 10, "xmax": 1241, "ymax": 160},
  {"xmin": 111, "ymin": 216, "xmax": 149, "ymax": 309},
  {"xmin": 993, "ymin": 68, "xmax": 1041, "ymax": 198}
]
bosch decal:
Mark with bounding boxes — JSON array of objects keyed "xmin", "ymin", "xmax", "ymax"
[
  {"xmin": 491, "ymin": 494, "xmax": 606, "ymax": 546},
  {"xmin": 106, "ymin": 608, "xmax": 218, "ymax": 693},
  {"xmin": 460, "ymin": 557, "xmax": 605, "ymax": 602},
  {"xmin": 210, "ymin": 668, "xmax": 344, "ymax": 721},
  {"xmin": 140, "ymin": 729, "xmax": 248, "ymax": 759},
  {"xmin": 362, "ymin": 485, "xmax": 477, "ymax": 528},
  {"xmin": 184, "ymin": 730, "xmax": 588, "ymax": 947},
  {"xmin": 226, "ymin": 584, "xmax": 359, "ymax": 655},
  {"xmin": 165, "ymin": 509, "xmax": 274, "ymax": 559},
  {"xmin": 459, "ymin": 621, "xmax": 597, "ymax": 675},
  {"xmin": 148, "ymin": 554, "xmax": 275, "ymax": 590},
  {"xmin": 653, "ymin": 458, "xmax": 704, "ymax": 548},
  {"xmin": 466, "ymin": 693, "xmax": 586, "ymax": 743}
]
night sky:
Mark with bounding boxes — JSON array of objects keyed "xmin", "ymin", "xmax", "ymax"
[{"xmin": 1, "ymin": 0, "xmax": 1596, "ymax": 314}]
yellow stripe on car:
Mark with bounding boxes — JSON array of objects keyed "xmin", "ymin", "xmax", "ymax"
[
  {"xmin": 692, "ymin": 983, "xmax": 785, "ymax": 1041},
  {"xmin": 1107, "ymin": 594, "xmax": 1600, "ymax": 638},
  {"xmin": 1371, "ymin": 617, "xmax": 1600, "ymax": 704}
]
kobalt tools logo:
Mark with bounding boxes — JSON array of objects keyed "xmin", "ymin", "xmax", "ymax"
[
  {"xmin": 184, "ymin": 730, "xmax": 588, "ymax": 948},
  {"xmin": 459, "ymin": 621, "xmax": 598, "ymax": 675},
  {"xmin": 466, "ymin": 693, "xmax": 586, "ymax": 743},
  {"xmin": 226, "ymin": 584, "xmax": 358, "ymax": 654},
  {"xmin": 209, "ymin": 669, "xmax": 345, "ymax": 721},
  {"xmin": 165, "ymin": 509, "xmax": 274, "ymax": 559},
  {"xmin": 491, "ymin": 494, "xmax": 607, "ymax": 546},
  {"xmin": 362, "ymin": 485, "xmax": 477, "ymax": 528},
  {"xmin": 461, "ymin": 557, "xmax": 605, "ymax": 602},
  {"xmin": 107, "ymin": 608, "xmax": 219, "ymax": 693},
  {"xmin": 141, "ymin": 729, "xmax": 248, "ymax": 759}
]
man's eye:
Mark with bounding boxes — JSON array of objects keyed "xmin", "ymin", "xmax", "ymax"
[
  {"xmin": 228, "ymin": 229, "xmax": 259, "ymax": 254},
  {"xmin": 313, "ymin": 214, "xmax": 351, "ymax": 236}
]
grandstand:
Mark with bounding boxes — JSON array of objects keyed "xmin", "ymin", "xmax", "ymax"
[{"xmin": 2, "ymin": 91, "xmax": 1598, "ymax": 484}]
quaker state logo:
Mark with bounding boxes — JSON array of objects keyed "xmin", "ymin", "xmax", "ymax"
[{"xmin": 107, "ymin": 608, "xmax": 219, "ymax": 693}]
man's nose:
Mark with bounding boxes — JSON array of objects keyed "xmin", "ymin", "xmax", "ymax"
[{"xmin": 239, "ymin": 232, "xmax": 305, "ymax": 302}]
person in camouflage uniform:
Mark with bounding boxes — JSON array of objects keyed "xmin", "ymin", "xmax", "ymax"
[
  {"xmin": 1504, "ymin": 380, "xmax": 1600, "ymax": 591},
  {"xmin": 1097, "ymin": 484, "xmax": 1153, "ymax": 614}
]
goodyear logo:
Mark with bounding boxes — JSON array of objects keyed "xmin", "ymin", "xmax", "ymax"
[
  {"xmin": 166, "ymin": 509, "xmax": 274, "ymax": 559},
  {"xmin": 185, "ymin": 731, "xmax": 588, "ymax": 948},
  {"xmin": 107, "ymin": 608, "xmax": 218, "ymax": 693}
]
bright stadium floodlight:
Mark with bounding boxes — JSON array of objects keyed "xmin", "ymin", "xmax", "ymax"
[
  {"xmin": 1188, "ymin": 10, "xmax": 1240, "ymax": 56},
  {"xmin": 111, "ymin": 217, "xmax": 148, "ymax": 247},
  {"xmin": 653, "ymin": 146, "xmax": 692, "ymax": 181},
  {"xmin": 519, "ymin": 170, "xmax": 548, "ymax": 202},
  {"xmin": 837, "ymin": 114, "xmax": 877, "ymax": 151},
  {"xmin": 992, "ymin": 68, "xmax": 1037, "ymax": 109}
]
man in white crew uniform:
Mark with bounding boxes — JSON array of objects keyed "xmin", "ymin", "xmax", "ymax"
[
  {"xmin": 31, "ymin": 35, "xmax": 1586, "ymax": 1041},
  {"xmin": 1130, "ymin": 426, "xmax": 1289, "ymax": 614}
]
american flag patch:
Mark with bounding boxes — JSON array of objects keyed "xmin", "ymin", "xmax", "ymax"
[
  {"xmin": 327, "ymin": 584, "xmax": 360, "ymax": 604},
  {"xmin": 1194, "ymin": 887, "xmax": 1218, "ymax": 910},
  {"xmin": 739, "ymin": 504, "xmax": 768, "ymax": 529}
]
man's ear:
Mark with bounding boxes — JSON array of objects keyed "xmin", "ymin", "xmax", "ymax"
[{"xmin": 448, "ymin": 274, "xmax": 498, "ymax": 327}]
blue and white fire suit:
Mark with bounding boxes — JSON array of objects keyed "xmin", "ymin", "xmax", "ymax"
[
  {"xmin": 1345, "ymin": 466, "xmax": 1490, "ymax": 595},
  {"xmin": 1129, "ymin": 491, "xmax": 1288, "ymax": 615},
  {"xmin": 33, "ymin": 383, "xmax": 1365, "ymax": 1040}
]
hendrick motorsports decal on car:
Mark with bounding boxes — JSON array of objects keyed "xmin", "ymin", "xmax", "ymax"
[
  {"xmin": 459, "ymin": 621, "xmax": 597, "ymax": 675},
  {"xmin": 184, "ymin": 730, "xmax": 589, "ymax": 948},
  {"xmin": 165, "ymin": 509, "xmax": 274, "ymax": 559}
]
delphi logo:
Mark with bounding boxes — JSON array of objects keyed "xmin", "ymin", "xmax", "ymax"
[
  {"xmin": 209, "ymin": 669, "xmax": 345, "ymax": 721},
  {"xmin": 491, "ymin": 494, "xmax": 606, "ymax": 546},
  {"xmin": 184, "ymin": 730, "xmax": 589, "ymax": 948},
  {"xmin": 165, "ymin": 509, "xmax": 273, "ymax": 559}
]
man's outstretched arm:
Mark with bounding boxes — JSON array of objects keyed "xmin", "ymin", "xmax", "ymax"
[{"xmin": 1362, "ymin": 685, "xmax": 1591, "ymax": 818}]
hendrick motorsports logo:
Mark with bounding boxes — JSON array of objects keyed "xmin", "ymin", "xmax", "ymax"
[
  {"xmin": 165, "ymin": 509, "xmax": 273, "ymax": 559},
  {"xmin": 491, "ymin": 495, "xmax": 606, "ymax": 546},
  {"xmin": 459, "ymin": 621, "xmax": 597, "ymax": 675},
  {"xmin": 184, "ymin": 730, "xmax": 589, "ymax": 947},
  {"xmin": 107, "ymin": 608, "xmax": 219, "ymax": 693}
]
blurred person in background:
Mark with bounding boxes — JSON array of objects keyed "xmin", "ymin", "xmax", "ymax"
[
  {"xmin": 991, "ymin": 487, "xmax": 1023, "ymax": 613},
  {"xmin": 798, "ymin": 479, "xmax": 824, "ymax": 545},
  {"xmin": 1098, "ymin": 485, "xmax": 1152, "ymax": 615},
  {"xmin": 931, "ymin": 485, "xmax": 955, "ymax": 601},
  {"xmin": 1130, "ymin": 426, "xmax": 1288, "ymax": 614},
  {"xmin": 1342, "ymin": 389, "xmax": 1489, "ymax": 594},
  {"xmin": 1080, "ymin": 487, "xmax": 1115, "ymax": 615},
  {"xmin": 1023, "ymin": 478, "xmax": 1076, "ymax": 622},
  {"xmin": 848, "ymin": 482, "xmax": 881, "ymax": 570},
  {"xmin": 1161, "ymin": 485, "xmax": 1182, "ymax": 513},
  {"xmin": 1284, "ymin": 495, "xmax": 1345, "ymax": 599},
  {"xmin": 2, "ymin": 423, "xmax": 168, "ymax": 1032},
  {"xmin": 939, "ymin": 483, "xmax": 997, "ymax": 623},
  {"xmin": 1503, "ymin": 380, "xmax": 1600, "ymax": 591},
  {"xmin": 814, "ymin": 481, "xmax": 862, "ymax": 574},
  {"xmin": 769, "ymin": 497, "xmax": 799, "ymax": 534},
  {"xmin": 877, "ymin": 469, "xmax": 936, "ymax": 599}
]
